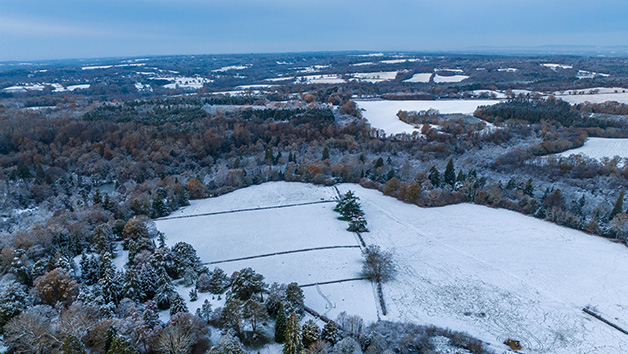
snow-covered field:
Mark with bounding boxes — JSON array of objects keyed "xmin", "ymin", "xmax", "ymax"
[
  {"xmin": 403, "ymin": 73, "xmax": 432, "ymax": 83},
  {"xmin": 155, "ymin": 182, "xmax": 628, "ymax": 353},
  {"xmin": 433, "ymin": 74, "xmax": 469, "ymax": 83},
  {"xmin": 350, "ymin": 71, "xmax": 399, "ymax": 83},
  {"xmin": 295, "ymin": 74, "xmax": 345, "ymax": 84},
  {"xmin": 356, "ymin": 99, "xmax": 500, "ymax": 135},
  {"xmin": 335, "ymin": 184, "xmax": 628, "ymax": 354},
  {"xmin": 557, "ymin": 137, "xmax": 628, "ymax": 162},
  {"xmin": 159, "ymin": 76, "xmax": 213, "ymax": 89}
]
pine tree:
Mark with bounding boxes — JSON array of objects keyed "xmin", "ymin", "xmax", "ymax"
[
  {"xmin": 196, "ymin": 299, "xmax": 212, "ymax": 324},
  {"xmin": 274, "ymin": 302, "xmax": 287, "ymax": 343},
  {"xmin": 321, "ymin": 320, "xmax": 339, "ymax": 345},
  {"xmin": 189, "ymin": 287, "xmax": 198, "ymax": 302},
  {"xmin": 139, "ymin": 264, "xmax": 158, "ymax": 301},
  {"xmin": 230, "ymin": 267, "xmax": 266, "ymax": 301},
  {"xmin": 0, "ymin": 280, "xmax": 26, "ymax": 329},
  {"xmin": 170, "ymin": 293, "xmax": 188, "ymax": 316},
  {"xmin": 142, "ymin": 300, "xmax": 160, "ymax": 328},
  {"xmin": 444, "ymin": 159, "xmax": 455, "ymax": 186},
  {"xmin": 322, "ymin": 146, "xmax": 330, "ymax": 160},
  {"xmin": 428, "ymin": 166, "xmax": 441, "ymax": 188},
  {"xmin": 610, "ymin": 191, "xmax": 625, "ymax": 220},
  {"xmin": 523, "ymin": 178, "xmax": 534, "ymax": 197},
  {"xmin": 93, "ymin": 189, "xmax": 102, "ymax": 205},
  {"xmin": 301, "ymin": 320, "xmax": 320, "ymax": 349},
  {"xmin": 104, "ymin": 326, "xmax": 118, "ymax": 353},
  {"xmin": 123, "ymin": 268, "xmax": 142, "ymax": 301},
  {"xmin": 60, "ymin": 334, "xmax": 87, "ymax": 354},
  {"xmin": 284, "ymin": 283, "xmax": 305, "ymax": 317},
  {"xmin": 107, "ymin": 336, "xmax": 136, "ymax": 354},
  {"xmin": 243, "ymin": 299, "xmax": 268, "ymax": 333},
  {"xmin": 282, "ymin": 312, "xmax": 302, "ymax": 354},
  {"xmin": 155, "ymin": 268, "xmax": 175, "ymax": 310}
]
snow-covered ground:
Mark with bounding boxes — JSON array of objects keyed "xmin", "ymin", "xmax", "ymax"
[
  {"xmin": 2, "ymin": 84, "xmax": 45, "ymax": 92},
  {"xmin": 160, "ymin": 76, "xmax": 213, "ymax": 90},
  {"xmin": 433, "ymin": 74, "xmax": 469, "ymax": 83},
  {"xmin": 356, "ymin": 99, "xmax": 500, "ymax": 135},
  {"xmin": 156, "ymin": 181, "xmax": 628, "ymax": 353},
  {"xmin": 350, "ymin": 71, "xmax": 399, "ymax": 83},
  {"xmin": 557, "ymin": 137, "xmax": 628, "ymax": 162},
  {"xmin": 295, "ymin": 74, "xmax": 345, "ymax": 84},
  {"xmin": 555, "ymin": 87, "xmax": 628, "ymax": 104},
  {"xmin": 403, "ymin": 73, "xmax": 432, "ymax": 83},
  {"xmin": 212, "ymin": 65, "xmax": 252, "ymax": 72},
  {"xmin": 336, "ymin": 184, "xmax": 628, "ymax": 354},
  {"xmin": 155, "ymin": 182, "xmax": 374, "ymax": 324},
  {"xmin": 541, "ymin": 63, "xmax": 573, "ymax": 70}
]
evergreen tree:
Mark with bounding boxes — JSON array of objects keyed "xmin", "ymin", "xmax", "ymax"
[
  {"xmin": 107, "ymin": 336, "xmax": 136, "ymax": 354},
  {"xmin": 93, "ymin": 189, "xmax": 102, "ymax": 205},
  {"xmin": 610, "ymin": 191, "xmax": 624, "ymax": 220},
  {"xmin": 208, "ymin": 331, "xmax": 246, "ymax": 354},
  {"xmin": 301, "ymin": 320, "xmax": 320, "ymax": 349},
  {"xmin": 523, "ymin": 178, "xmax": 534, "ymax": 197},
  {"xmin": 428, "ymin": 166, "xmax": 441, "ymax": 188},
  {"xmin": 274, "ymin": 302, "xmax": 287, "ymax": 343},
  {"xmin": 321, "ymin": 320, "xmax": 339, "ymax": 345},
  {"xmin": 123, "ymin": 268, "xmax": 142, "ymax": 301},
  {"xmin": 104, "ymin": 326, "xmax": 118, "ymax": 353},
  {"xmin": 230, "ymin": 267, "xmax": 266, "ymax": 301},
  {"xmin": 170, "ymin": 293, "xmax": 188, "ymax": 316},
  {"xmin": 196, "ymin": 299, "xmax": 212, "ymax": 324},
  {"xmin": 284, "ymin": 282, "xmax": 305, "ymax": 317},
  {"xmin": 322, "ymin": 146, "xmax": 330, "ymax": 160},
  {"xmin": 444, "ymin": 159, "xmax": 455, "ymax": 186},
  {"xmin": 60, "ymin": 334, "xmax": 87, "ymax": 354},
  {"xmin": 142, "ymin": 300, "xmax": 160, "ymax": 329},
  {"xmin": 0, "ymin": 280, "xmax": 26, "ymax": 329},
  {"xmin": 189, "ymin": 287, "xmax": 198, "ymax": 302},
  {"xmin": 282, "ymin": 312, "xmax": 302, "ymax": 354},
  {"xmin": 155, "ymin": 268, "xmax": 175, "ymax": 310},
  {"xmin": 138, "ymin": 263, "xmax": 158, "ymax": 301},
  {"xmin": 92, "ymin": 224, "xmax": 114, "ymax": 255},
  {"xmin": 334, "ymin": 191, "xmax": 362, "ymax": 219}
]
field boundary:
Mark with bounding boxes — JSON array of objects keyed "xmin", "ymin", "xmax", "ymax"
[
  {"xmin": 583, "ymin": 308, "xmax": 628, "ymax": 335},
  {"xmin": 299, "ymin": 277, "xmax": 368, "ymax": 288},
  {"xmin": 158, "ymin": 199, "xmax": 335, "ymax": 221},
  {"xmin": 204, "ymin": 245, "xmax": 361, "ymax": 265}
]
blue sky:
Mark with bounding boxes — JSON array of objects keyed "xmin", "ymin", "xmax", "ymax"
[{"xmin": 1, "ymin": 0, "xmax": 627, "ymax": 61}]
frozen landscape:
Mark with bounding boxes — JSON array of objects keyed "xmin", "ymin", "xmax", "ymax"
[
  {"xmin": 356, "ymin": 99, "xmax": 501, "ymax": 135},
  {"xmin": 155, "ymin": 182, "xmax": 628, "ymax": 353},
  {"xmin": 558, "ymin": 137, "xmax": 628, "ymax": 162}
]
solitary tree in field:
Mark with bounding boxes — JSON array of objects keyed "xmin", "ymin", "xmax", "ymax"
[{"xmin": 361, "ymin": 245, "xmax": 396, "ymax": 283}]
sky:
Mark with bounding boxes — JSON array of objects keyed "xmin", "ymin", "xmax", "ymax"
[{"xmin": 0, "ymin": 0, "xmax": 627, "ymax": 61}]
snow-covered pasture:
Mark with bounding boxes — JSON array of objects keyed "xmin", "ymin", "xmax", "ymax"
[
  {"xmin": 336, "ymin": 184, "xmax": 628, "ymax": 354},
  {"xmin": 156, "ymin": 182, "xmax": 628, "ymax": 353},
  {"xmin": 403, "ymin": 73, "xmax": 432, "ymax": 83},
  {"xmin": 433, "ymin": 74, "xmax": 469, "ymax": 83},
  {"xmin": 557, "ymin": 137, "xmax": 628, "ymax": 163},
  {"xmin": 155, "ymin": 182, "xmax": 376, "ymax": 321},
  {"xmin": 356, "ymin": 99, "xmax": 500, "ymax": 135}
]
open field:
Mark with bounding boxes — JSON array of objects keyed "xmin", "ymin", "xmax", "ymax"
[
  {"xmin": 557, "ymin": 137, "xmax": 628, "ymax": 162},
  {"xmin": 156, "ymin": 182, "xmax": 628, "ymax": 353}
]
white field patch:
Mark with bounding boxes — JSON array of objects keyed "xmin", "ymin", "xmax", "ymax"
[
  {"xmin": 356, "ymin": 99, "xmax": 501, "ymax": 135},
  {"xmin": 335, "ymin": 184, "xmax": 628, "ymax": 354},
  {"xmin": 403, "ymin": 73, "xmax": 432, "ymax": 83},
  {"xmin": 134, "ymin": 83, "xmax": 152, "ymax": 92},
  {"xmin": 554, "ymin": 87, "xmax": 628, "ymax": 104},
  {"xmin": 497, "ymin": 68, "xmax": 519, "ymax": 72},
  {"xmin": 351, "ymin": 71, "xmax": 399, "ymax": 83},
  {"xmin": 295, "ymin": 74, "xmax": 345, "ymax": 84},
  {"xmin": 557, "ymin": 137, "xmax": 628, "ymax": 162},
  {"xmin": 155, "ymin": 182, "xmax": 374, "ymax": 322},
  {"xmin": 433, "ymin": 74, "xmax": 469, "ymax": 83},
  {"xmin": 154, "ymin": 76, "xmax": 213, "ymax": 90},
  {"xmin": 212, "ymin": 64, "xmax": 252, "ymax": 72},
  {"xmin": 2, "ymin": 84, "xmax": 45, "ymax": 92},
  {"xmin": 235, "ymin": 84, "xmax": 277, "ymax": 90},
  {"xmin": 541, "ymin": 63, "xmax": 573, "ymax": 70},
  {"xmin": 81, "ymin": 65, "xmax": 113, "ymax": 70},
  {"xmin": 470, "ymin": 90, "xmax": 507, "ymax": 99}
]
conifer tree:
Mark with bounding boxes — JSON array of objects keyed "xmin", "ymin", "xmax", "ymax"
[
  {"xmin": 170, "ymin": 293, "xmax": 188, "ymax": 316},
  {"xmin": 143, "ymin": 300, "xmax": 160, "ymax": 329},
  {"xmin": 274, "ymin": 302, "xmax": 287, "ymax": 343},
  {"xmin": 321, "ymin": 320, "xmax": 339, "ymax": 345},
  {"xmin": 196, "ymin": 299, "xmax": 212, "ymax": 324},
  {"xmin": 444, "ymin": 159, "xmax": 455, "ymax": 186},
  {"xmin": 610, "ymin": 191, "xmax": 624, "ymax": 220},
  {"xmin": 282, "ymin": 312, "xmax": 302, "ymax": 354},
  {"xmin": 60, "ymin": 334, "xmax": 87, "ymax": 354},
  {"xmin": 139, "ymin": 263, "xmax": 158, "ymax": 301},
  {"xmin": 322, "ymin": 146, "xmax": 330, "ymax": 160},
  {"xmin": 155, "ymin": 268, "xmax": 175, "ymax": 310},
  {"xmin": 428, "ymin": 166, "xmax": 441, "ymax": 188},
  {"xmin": 301, "ymin": 320, "xmax": 320, "ymax": 349},
  {"xmin": 284, "ymin": 282, "xmax": 305, "ymax": 317},
  {"xmin": 189, "ymin": 287, "xmax": 198, "ymax": 302}
]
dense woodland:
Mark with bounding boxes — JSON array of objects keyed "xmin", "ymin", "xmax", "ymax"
[{"xmin": 1, "ymin": 53, "xmax": 628, "ymax": 353}]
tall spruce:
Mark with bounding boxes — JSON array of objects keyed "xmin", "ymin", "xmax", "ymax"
[
  {"xmin": 282, "ymin": 312, "xmax": 303, "ymax": 354},
  {"xmin": 444, "ymin": 159, "xmax": 455, "ymax": 186},
  {"xmin": 610, "ymin": 191, "xmax": 624, "ymax": 220},
  {"xmin": 274, "ymin": 302, "xmax": 287, "ymax": 343}
]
